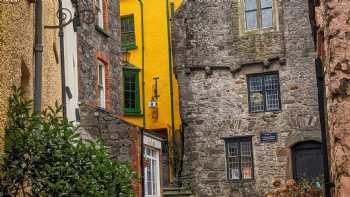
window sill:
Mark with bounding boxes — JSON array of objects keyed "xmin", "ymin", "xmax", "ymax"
[
  {"xmin": 249, "ymin": 109, "xmax": 282, "ymax": 114},
  {"xmin": 123, "ymin": 112, "xmax": 143, "ymax": 117},
  {"xmin": 122, "ymin": 44, "xmax": 138, "ymax": 51},
  {"xmin": 240, "ymin": 26, "xmax": 276, "ymax": 37},
  {"xmin": 227, "ymin": 179, "xmax": 256, "ymax": 184},
  {"xmin": 95, "ymin": 25, "xmax": 110, "ymax": 37}
]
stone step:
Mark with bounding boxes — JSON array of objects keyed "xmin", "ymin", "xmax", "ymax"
[{"xmin": 163, "ymin": 188, "xmax": 194, "ymax": 197}]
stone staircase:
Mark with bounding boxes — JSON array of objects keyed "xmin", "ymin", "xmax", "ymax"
[{"xmin": 163, "ymin": 188, "xmax": 194, "ymax": 197}]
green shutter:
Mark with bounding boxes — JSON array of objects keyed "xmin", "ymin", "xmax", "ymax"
[{"xmin": 123, "ymin": 68, "xmax": 141, "ymax": 115}]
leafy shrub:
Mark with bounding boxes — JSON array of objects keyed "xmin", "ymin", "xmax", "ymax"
[
  {"xmin": 0, "ymin": 87, "xmax": 134, "ymax": 196},
  {"xmin": 265, "ymin": 178, "xmax": 323, "ymax": 197}
]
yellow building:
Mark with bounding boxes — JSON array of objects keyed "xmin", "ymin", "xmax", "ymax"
[
  {"xmin": 120, "ymin": 0, "xmax": 182, "ymax": 194},
  {"xmin": 0, "ymin": 1, "xmax": 62, "ymax": 150}
]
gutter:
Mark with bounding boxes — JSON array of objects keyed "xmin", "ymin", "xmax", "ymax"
[
  {"xmin": 34, "ymin": 0, "xmax": 43, "ymax": 113},
  {"xmin": 137, "ymin": 0, "xmax": 145, "ymax": 196},
  {"xmin": 58, "ymin": 0, "xmax": 67, "ymax": 118},
  {"xmin": 166, "ymin": 0, "xmax": 177, "ymax": 185}
]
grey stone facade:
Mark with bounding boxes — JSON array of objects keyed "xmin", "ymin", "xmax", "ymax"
[
  {"xmin": 76, "ymin": 0, "xmax": 138, "ymax": 163},
  {"xmin": 173, "ymin": 0, "xmax": 322, "ymax": 196}
]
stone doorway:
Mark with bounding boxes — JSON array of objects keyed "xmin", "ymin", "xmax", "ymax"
[{"xmin": 292, "ymin": 141, "xmax": 324, "ymax": 182}]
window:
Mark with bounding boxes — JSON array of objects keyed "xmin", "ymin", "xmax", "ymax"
[
  {"xmin": 243, "ymin": 0, "xmax": 273, "ymax": 31},
  {"xmin": 98, "ymin": 61, "xmax": 106, "ymax": 108},
  {"xmin": 121, "ymin": 15, "xmax": 136, "ymax": 49},
  {"xmin": 225, "ymin": 137, "xmax": 254, "ymax": 180},
  {"xmin": 170, "ymin": 3, "xmax": 175, "ymax": 18},
  {"xmin": 95, "ymin": 0, "xmax": 104, "ymax": 29},
  {"xmin": 144, "ymin": 147, "xmax": 161, "ymax": 197},
  {"xmin": 123, "ymin": 68, "xmax": 140, "ymax": 114},
  {"xmin": 248, "ymin": 72, "xmax": 280, "ymax": 112}
]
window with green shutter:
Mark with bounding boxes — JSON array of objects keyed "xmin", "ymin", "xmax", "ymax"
[
  {"xmin": 121, "ymin": 15, "xmax": 136, "ymax": 50},
  {"xmin": 123, "ymin": 68, "xmax": 140, "ymax": 114}
]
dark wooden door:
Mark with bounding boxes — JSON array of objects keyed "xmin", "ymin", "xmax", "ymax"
[{"xmin": 292, "ymin": 141, "xmax": 324, "ymax": 182}]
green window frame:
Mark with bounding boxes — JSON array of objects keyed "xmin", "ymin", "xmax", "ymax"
[
  {"xmin": 123, "ymin": 68, "xmax": 141, "ymax": 114},
  {"xmin": 121, "ymin": 15, "xmax": 136, "ymax": 50},
  {"xmin": 170, "ymin": 3, "xmax": 175, "ymax": 18}
]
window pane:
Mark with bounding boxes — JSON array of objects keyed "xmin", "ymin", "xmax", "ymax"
[
  {"xmin": 264, "ymin": 74, "xmax": 280, "ymax": 110},
  {"xmin": 98, "ymin": 64, "xmax": 103, "ymax": 85},
  {"xmin": 245, "ymin": 0, "xmax": 257, "ymax": 11},
  {"xmin": 261, "ymin": 8, "xmax": 273, "ymax": 28},
  {"xmin": 246, "ymin": 11, "xmax": 257, "ymax": 30},
  {"xmin": 241, "ymin": 142, "xmax": 253, "ymax": 179},
  {"xmin": 249, "ymin": 76, "xmax": 264, "ymax": 112},
  {"xmin": 261, "ymin": 0, "xmax": 272, "ymax": 8},
  {"xmin": 121, "ymin": 16, "xmax": 135, "ymax": 47},
  {"xmin": 227, "ymin": 142, "xmax": 240, "ymax": 180}
]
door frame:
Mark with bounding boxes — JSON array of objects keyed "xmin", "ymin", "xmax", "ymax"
[
  {"xmin": 144, "ymin": 136, "xmax": 162, "ymax": 197},
  {"xmin": 291, "ymin": 140, "xmax": 323, "ymax": 181}
]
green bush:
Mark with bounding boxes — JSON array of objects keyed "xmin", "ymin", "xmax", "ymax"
[{"xmin": 0, "ymin": 87, "xmax": 134, "ymax": 196}]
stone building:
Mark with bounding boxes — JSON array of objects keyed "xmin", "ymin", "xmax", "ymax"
[
  {"xmin": 173, "ymin": 0, "xmax": 324, "ymax": 196},
  {"xmin": 0, "ymin": 0, "xmax": 62, "ymax": 150},
  {"xmin": 313, "ymin": 1, "xmax": 350, "ymax": 196},
  {"xmin": 75, "ymin": 0, "xmax": 142, "ymax": 195}
]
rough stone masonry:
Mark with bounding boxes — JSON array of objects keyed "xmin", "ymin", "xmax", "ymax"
[{"xmin": 173, "ymin": 0, "xmax": 322, "ymax": 196}]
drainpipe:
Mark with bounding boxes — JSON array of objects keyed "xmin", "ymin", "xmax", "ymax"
[
  {"xmin": 165, "ymin": 0, "xmax": 177, "ymax": 186},
  {"xmin": 315, "ymin": 58, "xmax": 332, "ymax": 197},
  {"xmin": 137, "ymin": 0, "xmax": 145, "ymax": 196},
  {"xmin": 34, "ymin": 0, "xmax": 43, "ymax": 113},
  {"xmin": 58, "ymin": 0, "xmax": 67, "ymax": 118}
]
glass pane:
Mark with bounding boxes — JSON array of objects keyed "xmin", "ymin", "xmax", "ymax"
[
  {"xmin": 245, "ymin": 0, "xmax": 257, "ymax": 11},
  {"xmin": 227, "ymin": 142, "xmax": 240, "ymax": 180},
  {"xmin": 261, "ymin": 0, "xmax": 272, "ymax": 8},
  {"xmin": 241, "ymin": 142, "xmax": 253, "ymax": 179},
  {"xmin": 264, "ymin": 74, "xmax": 280, "ymax": 110},
  {"xmin": 98, "ymin": 64, "xmax": 103, "ymax": 85},
  {"xmin": 261, "ymin": 8, "xmax": 273, "ymax": 28},
  {"xmin": 245, "ymin": 11, "xmax": 257, "ymax": 30},
  {"xmin": 249, "ymin": 76, "xmax": 263, "ymax": 92}
]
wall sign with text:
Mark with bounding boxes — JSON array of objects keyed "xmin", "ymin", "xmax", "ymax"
[{"xmin": 260, "ymin": 132, "xmax": 278, "ymax": 142}]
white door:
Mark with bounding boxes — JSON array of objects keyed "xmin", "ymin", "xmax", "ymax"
[{"xmin": 144, "ymin": 146, "xmax": 161, "ymax": 197}]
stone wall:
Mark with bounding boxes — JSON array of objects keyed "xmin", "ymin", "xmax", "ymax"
[
  {"xmin": 0, "ymin": 0, "xmax": 61, "ymax": 150},
  {"xmin": 173, "ymin": 0, "xmax": 322, "ymax": 196},
  {"xmin": 76, "ymin": 2, "xmax": 141, "ymax": 194},
  {"xmin": 316, "ymin": 1, "xmax": 350, "ymax": 196},
  {"xmin": 77, "ymin": 0, "xmax": 122, "ymax": 114}
]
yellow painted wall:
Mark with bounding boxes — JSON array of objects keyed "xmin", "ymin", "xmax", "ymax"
[
  {"xmin": 120, "ymin": 0, "xmax": 182, "ymax": 132},
  {"xmin": 0, "ymin": 0, "xmax": 62, "ymax": 150}
]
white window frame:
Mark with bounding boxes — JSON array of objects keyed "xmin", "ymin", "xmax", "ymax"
[
  {"xmin": 98, "ymin": 60, "xmax": 106, "ymax": 109},
  {"xmin": 96, "ymin": 0, "xmax": 104, "ymax": 29},
  {"xmin": 144, "ymin": 146, "xmax": 161, "ymax": 197}
]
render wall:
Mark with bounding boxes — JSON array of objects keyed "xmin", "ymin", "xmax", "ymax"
[
  {"xmin": 173, "ymin": 0, "xmax": 321, "ymax": 196},
  {"xmin": 0, "ymin": 1, "xmax": 61, "ymax": 150}
]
